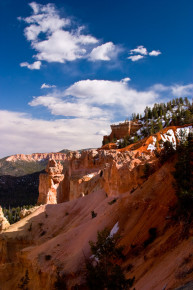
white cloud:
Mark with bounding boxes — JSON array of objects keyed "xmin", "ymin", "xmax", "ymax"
[
  {"xmin": 29, "ymin": 94, "xmax": 106, "ymax": 118},
  {"xmin": 29, "ymin": 79, "xmax": 158, "ymax": 120},
  {"xmin": 20, "ymin": 60, "xmax": 41, "ymax": 70},
  {"xmin": 0, "ymin": 110, "xmax": 109, "ymax": 158},
  {"xmin": 149, "ymin": 50, "xmax": 161, "ymax": 56},
  {"xmin": 128, "ymin": 45, "xmax": 161, "ymax": 61},
  {"xmin": 19, "ymin": 2, "xmax": 120, "ymax": 66},
  {"xmin": 1, "ymin": 80, "xmax": 193, "ymax": 158},
  {"xmin": 89, "ymin": 42, "xmax": 119, "ymax": 61},
  {"xmin": 41, "ymin": 83, "xmax": 56, "ymax": 89},
  {"xmin": 171, "ymin": 84, "xmax": 193, "ymax": 97},
  {"xmin": 151, "ymin": 83, "xmax": 193, "ymax": 98},
  {"xmin": 19, "ymin": 2, "xmax": 98, "ymax": 64},
  {"xmin": 130, "ymin": 45, "xmax": 148, "ymax": 55},
  {"xmin": 33, "ymin": 30, "xmax": 97, "ymax": 63},
  {"xmin": 121, "ymin": 77, "xmax": 131, "ymax": 83},
  {"xmin": 128, "ymin": 55, "xmax": 144, "ymax": 61}
]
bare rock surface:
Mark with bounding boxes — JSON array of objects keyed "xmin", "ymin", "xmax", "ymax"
[
  {"xmin": 37, "ymin": 160, "xmax": 65, "ymax": 205},
  {"xmin": 0, "ymin": 206, "xmax": 10, "ymax": 232}
]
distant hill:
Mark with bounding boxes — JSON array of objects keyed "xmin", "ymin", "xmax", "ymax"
[{"xmin": 0, "ymin": 157, "xmax": 48, "ymax": 177}]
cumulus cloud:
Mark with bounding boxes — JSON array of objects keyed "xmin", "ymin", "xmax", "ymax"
[
  {"xmin": 0, "ymin": 110, "xmax": 109, "ymax": 158},
  {"xmin": 130, "ymin": 45, "xmax": 148, "ymax": 55},
  {"xmin": 41, "ymin": 83, "xmax": 56, "ymax": 89},
  {"xmin": 89, "ymin": 42, "xmax": 119, "ymax": 61},
  {"xmin": 29, "ymin": 79, "xmax": 158, "ymax": 121},
  {"xmin": 128, "ymin": 45, "xmax": 161, "ymax": 61},
  {"xmin": 149, "ymin": 50, "xmax": 161, "ymax": 56},
  {"xmin": 128, "ymin": 55, "xmax": 144, "ymax": 61},
  {"xmin": 29, "ymin": 94, "xmax": 106, "ymax": 118},
  {"xmin": 20, "ymin": 60, "xmax": 41, "ymax": 70},
  {"xmin": 19, "ymin": 2, "xmax": 119, "ymax": 66}
]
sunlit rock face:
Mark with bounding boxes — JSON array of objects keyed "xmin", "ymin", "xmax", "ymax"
[
  {"xmin": 37, "ymin": 159, "xmax": 66, "ymax": 205},
  {"xmin": 0, "ymin": 207, "xmax": 10, "ymax": 232},
  {"xmin": 37, "ymin": 149, "xmax": 151, "ymax": 204}
]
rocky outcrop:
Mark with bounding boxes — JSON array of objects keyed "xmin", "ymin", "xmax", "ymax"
[
  {"xmin": 37, "ymin": 160, "xmax": 66, "ymax": 205},
  {"xmin": 103, "ymin": 120, "xmax": 142, "ymax": 144},
  {"xmin": 38, "ymin": 149, "xmax": 152, "ymax": 204},
  {"xmin": 1, "ymin": 160, "xmax": 193, "ymax": 290},
  {"xmin": 6, "ymin": 152, "xmax": 68, "ymax": 162},
  {"xmin": 19, "ymin": 206, "xmax": 40, "ymax": 219},
  {"xmin": 37, "ymin": 125, "xmax": 193, "ymax": 204},
  {"xmin": 0, "ymin": 207, "xmax": 10, "ymax": 232},
  {"xmin": 0, "ymin": 126, "xmax": 193, "ymax": 289}
]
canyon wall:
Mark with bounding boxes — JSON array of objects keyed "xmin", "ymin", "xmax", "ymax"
[
  {"xmin": 38, "ymin": 149, "xmax": 152, "ymax": 205},
  {"xmin": 37, "ymin": 125, "xmax": 192, "ymax": 206},
  {"xmin": 6, "ymin": 152, "xmax": 68, "ymax": 162}
]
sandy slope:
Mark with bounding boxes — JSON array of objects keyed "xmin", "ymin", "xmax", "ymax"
[{"xmin": 0, "ymin": 158, "xmax": 193, "ymax": 289}]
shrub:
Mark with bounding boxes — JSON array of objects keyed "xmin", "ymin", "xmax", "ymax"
[
  {"xmin": 143, "ymin": 227, "xmax": 157, "ymax": 248},
  {"xmin": 18, "ymin": 270, "xmax": 30, "ymax": 290},
  {"xmin": 108, "ymin": 198, "xmax": 117, "ymax": 205},
  {"xmin": 173, "ymin": 133, "xmax": 193, "ymax": 218},
  {"xmin": 85, "ymin": 228, "xmax": 134, "ymax": 289},
  {"xmin": 91, "ymin": 211, "xmax": 97, "ymax": 219},
  {"xmin": 45, "ymin": 254, "xmax": 52, "ymax": 261},
  {"xmin": 54, "ymin": 271, "xmax": 67, "ymax": 290}
]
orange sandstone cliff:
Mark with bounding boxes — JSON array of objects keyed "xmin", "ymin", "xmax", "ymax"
[{"xmin": 0, "ymin": 125, "xmax": 193, "ymax": 289}]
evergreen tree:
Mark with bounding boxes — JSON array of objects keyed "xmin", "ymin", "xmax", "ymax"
[
  {"xmin": 174, "ymin": 133, "xmax": 193, "ymax": 216},
  {"xmin": 86, "ymin": 228, "xmax": 133, "ymax": 290}
]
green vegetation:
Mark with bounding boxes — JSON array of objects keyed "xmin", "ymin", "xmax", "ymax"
[
  {"xmin": 117, "ymin": 97, "xmax": 193, "ymax": 148},
  {"xmin": 108, "ymin": 198, "xmax": 117, "ymax": 205},
  {"xmin": 45, "ymin": 254, "xmax": 52, "ymax": 261},
  {"xmin": 86, "ymin": 228, "xmax": 134, "ymax": 290},
  {"xmin": 142, "ymin": 162, "xmax": 155, "ymax": 179},
  {"xmin": 91, "ymin": 210, "xmax": 97, "ymax": 218},
  {"xmin": 156, "ymin": 140, "xmax": 175, "ymax": 164},
  {"xmin": 2, "ymin": 205, "xmax": 34, "ymax": 224},
  {"xmin": 173, "ymin": 133, "xmax": 193, "ymax": 218},
  {"xmin": 143, "ymin": 228, "xmax": 157, "ymax": 248},
  {"xmin": 0, "ymin": 158, "xmax": 48, "ymax": 177},
  {"xmin": 54, "ymin": 271, "xmax": 67, "ymax": 290},
  {"xmin": 18, "ymin": 270, "xmax": 30, "ymax": 290},
  {"xmin": 0, "ymin": 171, "xmax": 41, "ymax": 208}
]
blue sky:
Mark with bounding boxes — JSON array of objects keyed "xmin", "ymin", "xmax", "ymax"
[{"xmin": 0, "ymin": 0, "xmax": 193, "ymax": 157}]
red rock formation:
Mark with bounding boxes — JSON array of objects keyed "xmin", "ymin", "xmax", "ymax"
[
  {"xmin": 38, "ymin": 148, "xmax": 152, "ymax": 203},
  {"xmin": 0, "ymin": 207, "xmax": 10, "ymax": 232},
  {"xmin": 37, "ymin": 160, "xmax": 66, "ymax": 204},
  {"xmin": 0, "ymin": 125, "xmax": 192, "ymax": 289},
  {"xmin": 6, "ymin": 152, "xmax": 68, "ymax": 162},
  {"xmin": 1, "ymin": 160, "xmax": 193, "ymax": 289},
  {"xmin": 103, "ymin": 120, "xmax": 142, "ymax": 144},
  {"xmin": 37, "ymin": 125, "xmax": 192, "ymax": 204}
]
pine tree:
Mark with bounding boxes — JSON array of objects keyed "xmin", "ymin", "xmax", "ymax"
[{"xmin": 86, "ymin": 228, "xmax": 133, "ymax": 290}]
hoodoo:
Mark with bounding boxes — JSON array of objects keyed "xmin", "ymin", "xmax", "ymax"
[{"xmin": 37, "ymin": 159, "xmax": 65, "ymax": 204}]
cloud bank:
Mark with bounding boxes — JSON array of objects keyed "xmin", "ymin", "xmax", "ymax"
[
  {"xmin": 0, "ymin": 110, "xmax": 109, "ymax": 157},
  {"xmin": 1, "ymin": 80, "xmax": 193, "ymax": 157}
]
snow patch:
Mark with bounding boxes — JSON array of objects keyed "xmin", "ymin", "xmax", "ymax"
[
  {"xmin": 86, "ymin": 173, "xmax": 95, "ymax": 178},
  {"xmin": 176, "ymin": 126, "xmax": 193, "ymax": 142},
  {"xmin": 147, "ymin": 136, "xmax": 157, "ymax": 152},
  {"xmin": 110, "ymin": 222, "xmax": 119, "ymax": 237},
  {"xmin": 161, "ymin": 129, "xmax": 176, "ymax": 149}
]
